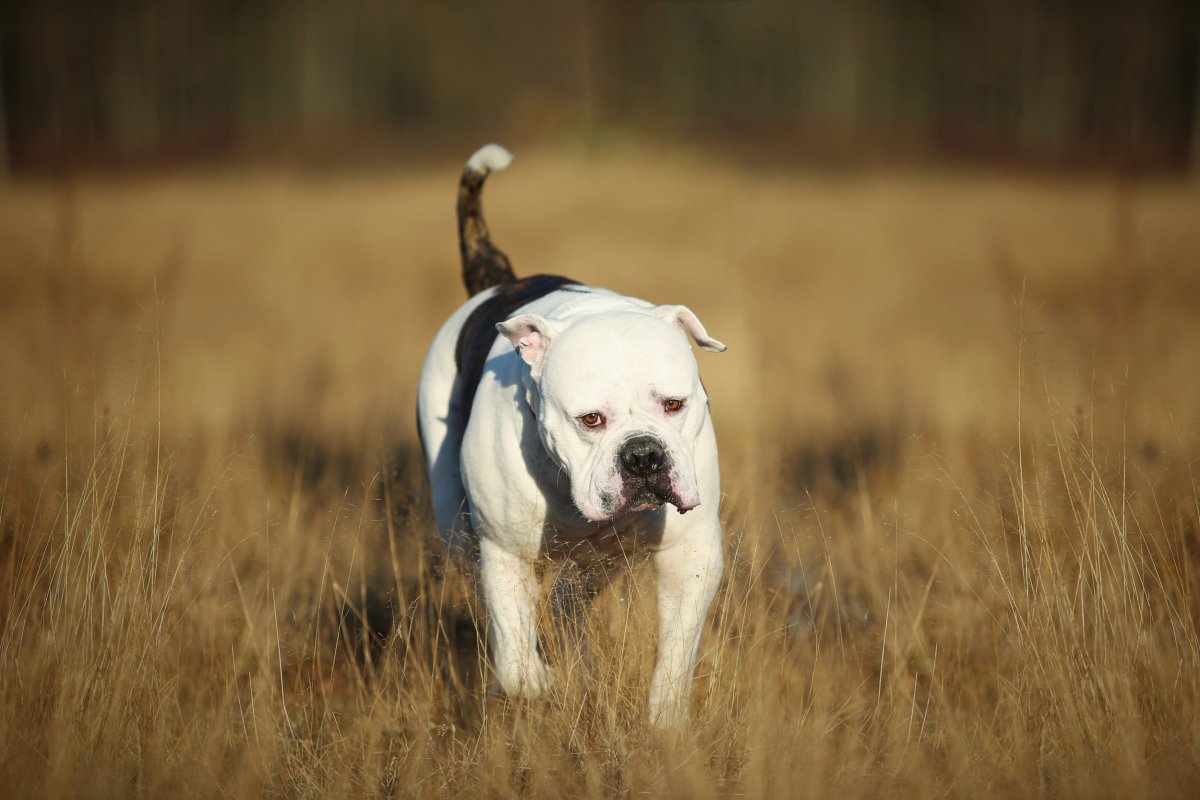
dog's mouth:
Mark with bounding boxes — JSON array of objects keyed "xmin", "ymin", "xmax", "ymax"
[
  {"xmin": 591, "ymin": 478, "xmax": 697, "ymax": 520},
  {"xmin": 625, "ymin": 490, "xmax": 667, "ymax": 513}
]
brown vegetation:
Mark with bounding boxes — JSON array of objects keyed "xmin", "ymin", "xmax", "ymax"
[{"xmin": 1, "ymin": 144, "xmax": 1198, "ymax": 797}]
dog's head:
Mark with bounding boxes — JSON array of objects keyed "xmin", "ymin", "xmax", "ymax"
[{"xmin": 497, "ymin": 305, "xmax": 725, "ymax": 522}]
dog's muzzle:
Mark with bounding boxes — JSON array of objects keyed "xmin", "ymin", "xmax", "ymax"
[{"xmin": 612, "ymin": 435, "xmax": 694, "ymax": 515}]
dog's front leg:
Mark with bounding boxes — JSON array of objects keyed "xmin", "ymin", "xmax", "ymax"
[
  {"xmin": 480, "ymin": 536, "xmax": 554, "ymax": 699},
  {"xmin": 649, "ymin": 518, "xmax": 723, "ymax": 729}
]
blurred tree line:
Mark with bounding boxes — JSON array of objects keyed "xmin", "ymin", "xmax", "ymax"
[{"xmin": 1, "ymin": 0, "xmax": 1197, "ymax": 174}]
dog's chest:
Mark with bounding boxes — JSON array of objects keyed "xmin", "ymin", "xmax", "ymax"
[{"xmin": 540, "ymin": 509, "xmax": 666, "ymax": 564}]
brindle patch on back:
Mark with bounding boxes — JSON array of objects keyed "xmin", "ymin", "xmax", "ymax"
[{"xmin": 455, "ymin": 274, "xmax": 581, "ymax": 427}]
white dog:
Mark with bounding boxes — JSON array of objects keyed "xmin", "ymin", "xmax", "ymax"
[{"xmin": 417, "ymin": 144, "xmax": 725, "ymax": 728}]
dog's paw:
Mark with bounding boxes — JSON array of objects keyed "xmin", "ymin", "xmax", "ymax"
[
  {"xmin": 648, "ymin": 679, "xmax": 691, "ymax": 731},
  {"xmin": 493, "ymin": 657, "xmax": 555, "ymax": 700}
]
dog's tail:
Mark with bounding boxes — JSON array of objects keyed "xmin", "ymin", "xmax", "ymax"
[{"xmin": 458, "ymin": 144, "xmax": 517, "ymax": 297}]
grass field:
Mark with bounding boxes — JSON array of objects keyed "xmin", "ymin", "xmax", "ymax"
[{"xmin": 1, "ymin": 143, "xmax": 1199, "ymax": 797}]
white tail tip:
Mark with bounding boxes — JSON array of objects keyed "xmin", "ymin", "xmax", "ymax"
[{"xmin": 466, "ymin": 143, "xmax": 513, "ymax": 175}]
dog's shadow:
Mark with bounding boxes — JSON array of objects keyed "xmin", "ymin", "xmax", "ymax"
[{"xmin": 362, "ymin": 544, "xmax": 655, "ymax": 729}]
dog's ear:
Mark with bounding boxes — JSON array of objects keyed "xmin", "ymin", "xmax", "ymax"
[
  {"xmin": 651, "ymin": 305, "xmax": 727, "ymax": 353},
  {"xmin": 496, "ymin": 314, "xmax": 561, "ymax": 374}
]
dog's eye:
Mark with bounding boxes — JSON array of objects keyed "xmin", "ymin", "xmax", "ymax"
[
  {"xmin": 579, "ymin": 412, "xmax": 604, "ymax": 428},
  {"xmin": 663, "ymin": 398, "xmax": 685, "ymax": 413}
]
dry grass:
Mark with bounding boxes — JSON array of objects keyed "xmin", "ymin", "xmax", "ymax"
[{"xmin": 1, "ymin": 143, "xmax": 1198, "ymax": 798}]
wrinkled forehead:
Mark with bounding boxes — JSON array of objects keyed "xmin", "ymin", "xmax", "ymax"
[{"xmin": 541, "ymin": 313, "xmax": 698, "ymax": 402}]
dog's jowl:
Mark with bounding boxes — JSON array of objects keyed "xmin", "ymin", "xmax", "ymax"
[{"xmin": 417, "ymin": 144, "xmax": 726, "ymax": 728}]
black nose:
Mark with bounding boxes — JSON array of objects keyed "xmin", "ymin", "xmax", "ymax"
[{"xmin": 619, "ymin": 436, "xmax": 667, "ymax": 476}]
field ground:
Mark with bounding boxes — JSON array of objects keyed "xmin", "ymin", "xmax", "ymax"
[{"xmin": 1, "ymin": 143, "xmax": 1199, "ymax": 797}]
